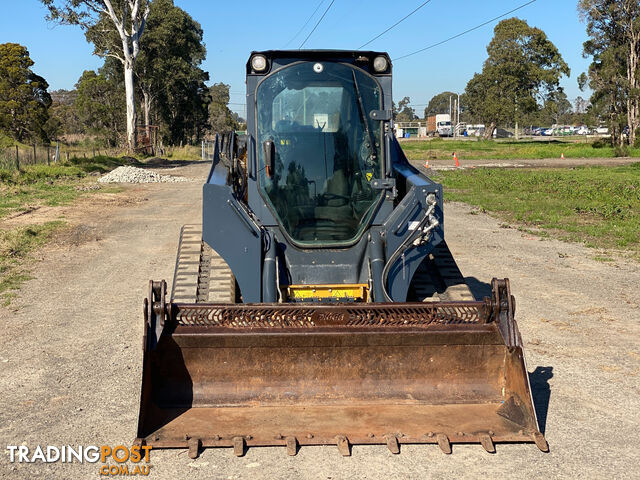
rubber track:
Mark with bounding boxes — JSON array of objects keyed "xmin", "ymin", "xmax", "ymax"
[{"xmin": 171, "ymin": 225, "xmax": 235, "ymax": 304}]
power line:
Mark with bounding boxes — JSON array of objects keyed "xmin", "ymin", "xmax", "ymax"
[
  {"xmin": 358, "ymin": 0, "xmax": 434, "ymax": 49},
  {"xmin": 393, "ymin": 0, "xmax": 537, "ymax": 61},
  {"xmin": 299, "ymin": 0, "xmax": 336, "ymax": 49},
  {"xmin": 283, "ymin": 0, "xmax": 326, "ymax": 48}
]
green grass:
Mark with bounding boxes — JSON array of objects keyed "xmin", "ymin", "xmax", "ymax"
[
  {"xmin": 401, "ymin": 138, "xmax": 640, "ymax": 161},
  {"xmin": 164, "ymin": 144, "xmax": 204, "ymax": 161},
  {"xmin": 438, "ymin": 163, "xmax": 640, "ymax": 258},
  {"xmin": 0, "ymin": 221, "xmax": 65, "ymax": 305},
  {"xmin": 0, "ymin": 155, "xmax": 131, "ymax": 305},
  {"xmin": 0, "ymin": 156, "xmax": 131, "ymax": 219}
]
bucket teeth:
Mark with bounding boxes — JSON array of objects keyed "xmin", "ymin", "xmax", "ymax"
[
  {"xmin": 233, "ymin": 437, "xmax": 245, "ymax": 457},
  {"xmin": 286, "ymin": 436, "xmax": 298, "ymax": 456},
  {"xmin": 437, "ymin": 434, "xmax": 451, "ymax": 454},
  {"xmin": 479, "ymin": 434, "xmax": 495, "ymax": 453},
  {"xmin": 336, "ymin": 435, "xmax": 351, "ymax": 456},
  {"xmin": 533, "ymin": 432, "xmax": 549, "ymax": 452},
  {"xmin": 187, "ymin": 438, "xmax": 201, "ymax": 459},
  {"xmin": 385, "ymin": 435, "xmax": 400, "ymax": 454}
]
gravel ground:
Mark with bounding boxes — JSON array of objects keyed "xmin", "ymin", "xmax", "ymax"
[
  {"xmin": 0, "ymin": 162, "xmax": 638, "ymax": 479},
  {"xmin": 98, "ymin": 165, "xmax": 189, "ymax": 183}
]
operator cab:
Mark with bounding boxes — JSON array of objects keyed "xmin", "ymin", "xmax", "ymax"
[{"xmin": 255, "ymin": 59, "xmax": 385, "ymax": 246}]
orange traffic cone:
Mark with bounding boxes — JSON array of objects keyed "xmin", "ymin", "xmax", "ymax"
[
  {"xmin": 425, "ymin": 159, "xmax": 430, "ymax": 169},
  {"xmin": 561, "ymin": 153, "xmax": 565, "ymax": 160},
  {"xmin": 453, "ymin": 152, "xmax": 459, "ymax": 168}
]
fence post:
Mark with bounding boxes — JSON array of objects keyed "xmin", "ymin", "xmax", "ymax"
[
  {"xmin": 66, "ymin": 151, "xmax": 69, "ymax": 161},
  {"xmin": 54, "ymin": 142, "xmax": 59, "ymax": 163},
  {"xmin": 15, "ymin": 145, "xmax": 20, "ymax": 171},
  {"xmin": 33, "ymin": 143, "xmax": 36, "ymax": 164}
]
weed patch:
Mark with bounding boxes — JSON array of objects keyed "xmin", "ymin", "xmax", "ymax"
[
  {"xmin": 0, "ymin": 221, "xmax": 65, "ymax": 305},
  {"xmin": 440, "ymin": 163, "xmax": 640, "ymax": 257},
  {"xmin": 0, "ymin": 156, "xmax": 130, "ymax": 219},
  {"xmin": 401, "ymin": 138, "xmax": 640, "ymax": 161}
]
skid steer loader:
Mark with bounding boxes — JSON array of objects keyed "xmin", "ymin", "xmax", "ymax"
[{"xmin": 136, "ymin": 50, "xmax": 547, "ymax": 457}]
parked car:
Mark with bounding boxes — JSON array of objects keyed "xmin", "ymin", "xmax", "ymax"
[
  {"xmin": 541, "ymin": 128, "xmax": 554, "ymax": 136},
  {"xmin": 493, "ymin": 128, "xmax": 514, "ymax": 138},
  {"xmin": 595, "ymin": 126, "xmax": 609, "ymax": 135},
  {"xmin": 575, "ymin": 125, "xmax": 589, "ymax": 135}
]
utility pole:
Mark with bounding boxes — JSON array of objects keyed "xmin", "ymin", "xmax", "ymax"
[
  {"xmin": 457, "ymin": 93, "xmax": 461, "ymax": 136},
  {"xmin": 515, "ymin": 97, "xmax": 519, "ymax": 140},
  {"xmin": 449, "ymin": 95, "xmax": 452, "ymax": 138},
  {"xmin": 453, "ymin": 98, "xmax": 457, "ymax": 137}
]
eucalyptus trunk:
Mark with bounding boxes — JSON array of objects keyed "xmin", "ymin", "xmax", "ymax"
[
  {"xmin": 142, "ymin": 88, "xmax": 152, "ymax": 138},
  {"xmin": 123, "ymin": 56, "xmax": 137, "ymax": 152},
  {"xmin": 483, "ymin": 122, "xmax": 496, "ymax": 140},
  {"xmin": 627, "ymin": 34, "xmax": 639, "ymax": 146}
]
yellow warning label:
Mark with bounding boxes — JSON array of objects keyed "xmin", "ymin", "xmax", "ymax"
[
  {"xmin": 284, "ymin": 284, "xmax": 368, "ymax": 301},
  {"xmin": 366, "ymin": 172, "xmax": 373, "ymax": 181}
]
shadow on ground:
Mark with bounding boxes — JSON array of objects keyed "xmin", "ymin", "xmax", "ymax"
[
  {"xmin": 529, "ymin": 366, "xmax": 553, "ymax": 434},
  {"xmin": 143, "ymin": 157, "xmax": 206, "ymax": 169},
  {"xmin": 464, "ymin": 276, "xmax": 492, "ymax": 300}
]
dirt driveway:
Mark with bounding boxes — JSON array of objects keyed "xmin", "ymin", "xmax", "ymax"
[{"xmin": 1, "ymin": 162, "xmax": 638, "ymax": 479}]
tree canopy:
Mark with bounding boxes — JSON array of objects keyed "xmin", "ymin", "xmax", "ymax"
[
  {"xmin": 0, "ymin": 43, "xmax": 51, "ymax": 142},
  {"xmin": 464, "ymin": 18, "xmax": 569, "ymax": 138},
  {"xmin": 74, "ymin": 64, "xmax": 125, "ymax": 146},
  {"xmin": 208, "ymin": 83, "xmax": 237, "ymax": 133},
  {"xmin": 394, "ymin": 96, "xmax": 417, "ymax": 122},
  {"xmin": 579, "ymin": 0, "xmax": 640, "ymax": 147},
  {"xmin": 136, "ymin": 0, "xmax": 210, "ymax": 144},
  {"xmin": 424, "ymin": 91, "xmax": 456, "ymax": 118}
]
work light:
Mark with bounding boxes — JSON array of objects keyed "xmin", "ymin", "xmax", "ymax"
[
  {"xmin": 373, "ymin": 56, "xmax": 388, "ymax": 73},
  {"xmin": 251, "ymin": 54, "xmax": 268, "ymax": 72}
]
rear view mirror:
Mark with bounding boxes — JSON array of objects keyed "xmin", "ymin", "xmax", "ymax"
[{"xmin": 263, "ymin": 140, "xmax": 275, "ymax": 177}]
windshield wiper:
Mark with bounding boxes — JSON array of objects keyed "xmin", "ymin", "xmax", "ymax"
[{"xmin": 351, "ymin": 70, "xmax": 377, "ymax": 165}]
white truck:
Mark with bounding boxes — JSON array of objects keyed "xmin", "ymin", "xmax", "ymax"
[{"xmin": 427, "ymin": 114, "xmax": 452, "ymax": 137}]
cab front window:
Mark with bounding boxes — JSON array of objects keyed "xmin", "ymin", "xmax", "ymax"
[{"xmin": 256, "ymin": 62, "xmax": 383, "ymax": 246}]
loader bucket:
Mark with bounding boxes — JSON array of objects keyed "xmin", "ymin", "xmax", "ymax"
[{"xmin": 136, "ymin": 278, "xmax": 547, "ymax": 457}]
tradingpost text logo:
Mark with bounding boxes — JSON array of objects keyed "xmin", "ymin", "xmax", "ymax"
[{"xmin": 6, "ymin": 445, "xmax": 152, "ymax": 476}]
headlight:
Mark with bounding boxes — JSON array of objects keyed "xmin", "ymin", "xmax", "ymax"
[
  {"xmin": 373, "ymin": 56, "xmax": 388, "ymax": 73},
  {"xmin": 250, "ymin": 54, "xmax": 268, "ymax": 73}
]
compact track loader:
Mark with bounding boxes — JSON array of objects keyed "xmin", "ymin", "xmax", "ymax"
[{"xmin": 136, "ymin": 50, "xmax": 547, "ymax": 457}]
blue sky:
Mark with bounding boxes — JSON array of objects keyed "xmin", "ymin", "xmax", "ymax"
[{"xmin": 0, "ymin": 0, "xmax": 591, "ymax": 117}]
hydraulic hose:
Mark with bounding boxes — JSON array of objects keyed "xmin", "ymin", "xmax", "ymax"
[{"xmin": 380, "ymin": 200, "xmax": 439, "ymax": 302}]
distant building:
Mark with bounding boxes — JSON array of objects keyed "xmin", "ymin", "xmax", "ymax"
[{"xmin": 394, "ymin": 121, "xmax": 428, "ymax": 138}]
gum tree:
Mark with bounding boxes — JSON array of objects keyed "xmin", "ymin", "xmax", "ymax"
[
  {"xmin": 41, "ymin": 0, "xmax": 150, "ymax": 151},
  {"xmin": 579, "ymin": 0, "xmax": 640, "ymax": 146},
  {"xmin": 0, "ymin": 43, "xmax": 51, "ymax": 142},
  {"xmin": 464, "ymin": 18, "xmax": 570, "ymax": 139}
]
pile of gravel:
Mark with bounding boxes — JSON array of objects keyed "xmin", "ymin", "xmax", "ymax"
[{"xmin": 97, "ymin": 166, "xmax": 189, "ymax": 184}]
